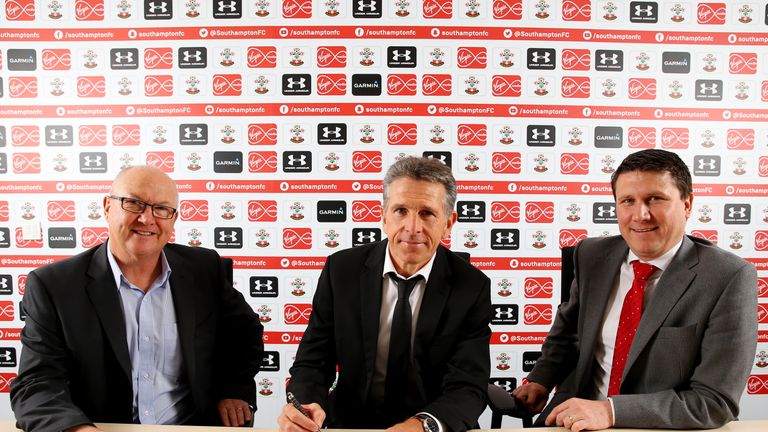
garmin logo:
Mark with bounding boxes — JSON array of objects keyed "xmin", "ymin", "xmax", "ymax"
[
  {"xmin": 661, "ymin": 52, "xmax": 691, "ymax": 73},
  {"xmin": 351, "ymin": 74, "xmax": 382, "ymax": 96},
  {"xmin": 317, "ymin": 201, "xmax": 347, "ymax": 222},
  {"xmin": 48, "ymin": 228, "xmax": 76, "ymax": 249},
  {"xmin": 522, "ymin": 351, "xmax": 542, "ymax": 372},
  {"xmin": 7, "ymin": 49, "xmax": 37, "ymax": 71},
  {"xmin": 213, "ymin": 151, "xmax": 243, "ymax": 173},
  {"xmin": 593, "ymin": 126, "xmax": 623, "ymax": 148}
]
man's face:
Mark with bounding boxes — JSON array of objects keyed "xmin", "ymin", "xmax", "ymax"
[
  {"xmin": 615, "ymin": 170, "xmax": 692, "ymax": 261},
  {"xmin": 383, "ymin": 178, "xmax": 457, "ymax": 277},
  {"xmin": 103, "ymin": 167, "xmax": 178, "ymax": 263}
]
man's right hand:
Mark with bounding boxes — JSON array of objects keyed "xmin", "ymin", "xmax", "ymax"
[
  {"xmin": 64, "ymin": 425, "xmax": 103, "ymax": 432},
  {"xmin": 512, "ymin": 381, "xmax": 550, "ymax": 414},
  {"xmin": 277, "ymin": 402, "xmax": 325, "ymax": 432}
]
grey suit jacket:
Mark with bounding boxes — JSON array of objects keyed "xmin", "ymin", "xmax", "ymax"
[
  {"xmin": 527, "ymin": 235, "xmax": 757, "ymax": 429},
  {"xmin": 11, "ymin": 243, "xmax": 264, "ymax": 432}
]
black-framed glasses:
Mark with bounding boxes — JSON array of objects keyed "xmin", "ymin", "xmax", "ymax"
[{"xmin": 108, "ymin": 195, "xmax": 177, "ymax": 219}]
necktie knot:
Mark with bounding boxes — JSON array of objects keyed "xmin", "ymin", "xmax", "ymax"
[
  {"xmin": 389, "ymin": 273, "xmax": 423, "ymax": 300},
  {"xmin": 632, "ymin": 261, "xmax": 657, "ymax": 282}
]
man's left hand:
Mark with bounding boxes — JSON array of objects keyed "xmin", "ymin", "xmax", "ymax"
[
  {"xmin": 545, "ymin": 398, "xmax": 613, "ymax": 432},
  {"xmin": 218, "ymin": 398, "xmax": 253, "ymax": 427},
  {"xmin": 386, "ymin": 417, "xmax": 423, "ymax": 432}
]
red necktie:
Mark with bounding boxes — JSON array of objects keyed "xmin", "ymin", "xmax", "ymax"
[{"xmin": 607, "ymin": 260, "xmax": 657, "ymax": 397}]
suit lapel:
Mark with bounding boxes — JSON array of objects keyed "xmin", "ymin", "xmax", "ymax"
[
  {"xmin": 413, "ymin": 246, "xmax": 451, "ymax": 361},
  {"xmin": 360, "ymin": 241, "xmax": 387, "ymax": 389},
  {"xmin": 85, "ymin": 243, "xmax": 131, "ymax": 379},
  {"xmin": 624, "ymin": 237, "xmax": 697, "ymax": 378},
  {"xmin": 166, "ymin": 246, "xmax": 198, "ymax": 383},
  {"xmin": 577, "ymin": 240, "xmax": 625, "ymax": 390}
]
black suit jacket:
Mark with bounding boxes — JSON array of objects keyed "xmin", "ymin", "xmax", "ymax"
[
  {"xmin": 288, "ymin": 240, "xmax": 492, "ymax": 432},
  {"xmin": 10, "ymin": 243, "xmax": 264, "ymax": 432}
]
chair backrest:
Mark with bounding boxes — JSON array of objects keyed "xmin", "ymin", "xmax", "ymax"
[{"xmin": 560, "ymin": 246, "xmax": 575, "ymax": 304}]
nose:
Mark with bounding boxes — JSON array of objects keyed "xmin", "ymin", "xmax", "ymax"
[
  {"xmin": 633, "ymin": 203, "xmax": 651, "ymax": 221},
  {"xmin": 136, "ymin": 205, "xmax": 156, "ymax": 224},
  {"xmin": 403, "ymin": 212, "xmax": 422, "ymax": 233}
]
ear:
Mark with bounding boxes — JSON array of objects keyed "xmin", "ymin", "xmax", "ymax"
[
  {"xmin": 102, "ymin": 195, "xmax": 111, "ymax": 219},
  {"xmin": 443, "ymin": 211, "xmax": 458, "ymax": 239},
  {"xmin": 683, "ymin": 193, "xmax": 694, "ymax": 219}
]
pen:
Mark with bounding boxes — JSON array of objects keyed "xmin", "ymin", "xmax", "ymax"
[{"xmin": 287, "ymin": 391, "xmax": 320, "ymax": 431}]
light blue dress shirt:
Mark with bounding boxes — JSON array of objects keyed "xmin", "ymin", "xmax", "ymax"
[{"xmin": 106, "ymin": 244, "xmax": 193, "ymax": 424}]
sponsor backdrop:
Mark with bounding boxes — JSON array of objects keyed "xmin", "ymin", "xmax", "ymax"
[{"xmin": 0, "ymin": 0, "xmax": 767, "ymax": 427}]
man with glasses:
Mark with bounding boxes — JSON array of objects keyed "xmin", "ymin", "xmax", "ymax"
[{"xmin": 11, "ymin": 166, "xmax": 264, "ymax": 431}]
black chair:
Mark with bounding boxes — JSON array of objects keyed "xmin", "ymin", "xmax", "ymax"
[{"xmin": 487, "ymin": 246, "xmax": 575, "ymax": 428}]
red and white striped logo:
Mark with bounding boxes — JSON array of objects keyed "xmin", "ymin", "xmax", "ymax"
[
  {"xmin": 316, "ymin": 46, "xmax": 346, "ymax": 68},
  {"xmin": 248, "ymin": 200, "xmax": 278, "ymax": 222},
  {"xmin": 457, "ymin": 124, "xmax": 487, "ymax": 146},
  {"xmin": 352, "ymin": 151, "xmax": 383, "ymax": 173},
  {"xmin": 559, "ymin": 229, "xmax": 587, "ymax": 248},
  {"xmin": 144, "ymin": 47, "xmax": 173, "ymax": 69},
  {"xmin": 47, "ymin": 201, "xmax": 76, "ymax": 222},
  {"xmin": 726, "ymin": 129, "xmax": 755, "ymax": 150},
  {"xmin": 422, "ymin": 74, "xmax": 452, "ymax": 96},
  {"xmin": 283, "ymin": 304, "xmax": 312, "ymax": 324},
  {"xmin": 247, "ymin": 46, "xmax": 278, "ymax": 68},
  {"xmin": 282, "ymin": 0, "xmax": 312, "ymax": 18},
  {"xmin": 491, "ymin": 75, "xmax": 522, "ymax": 97},
  {"xmin": 248, "ymin": 123, "xmax": 278, "ymax": 145},
  {"xmin": 387, "ymin": 124, "xmax": 418, "ymax": 146},
  {"xmin": 561, "ymin": 76, "xmax": 590, "ymax": 98},
  {"xmin": 0, "ymin": 302, "xmax": 15, "ymax": 321},
  {"xmin": 351, "ymin": 201, "xmax": 382, "ymax": 222},
  {"xmin": 112, "ymin": 124, "xmax": 141, "ymax": 146},
  {"xmin": 5, "ymin": 0, "xmax": 35, "ymax": 20},
  {"xmin": 0, "ymin": 373, "xmax": 16, "ymax": 392},
  {"xmin": 491, "ymin": 201, "xmax": 521, "ymax": 223},
  {"xmin": 457, "ymin": 47, "xmax": 487, "ymax": 69},
  {"xmin": 525, "ymin": 202, "xmax": 555, "ymax": 223},
  {"xmin": 747, "ymin": 375, "xmax": 768, "ymax": 394},
  {"xmin": 660, "ymin": 128, "xmax": 689, "ymax": 149},
  {"xmin": 41, "ymin": 49, "xmax": 71, "ymax": 70},
  {"xmin": 628, "ymin": 78, "xmax": 656, "ymax": 100},
  {"xmin": 79, "ymin": 125, "xmax": 107, "ymax": 146},
  {"xmin": 212, "ymin": 74, "xmax": 242, "ymax": 96},
  {"xmin": 729, "ymin": 53, "xmax": 757, "ymax": 74},
  {"xmin": 8, "ymin": 76, "xmax": 37, "ymax": 98},
  {"xmin": 146, "ymin": 152, "xmax": 175, "ymax": 172},
  {"xmin": 387, "ymin": 74, "xmax": 417, "ymax": 96},
  {"xmin": 12, "ymin": 153, "xmax": 41, "ymax": 174},
  {"xmin": 697, "ymin": 3, "xmax": 725, "ymax": 24},
  {"xmin": 81, "ymin": 227, "xmax": 109, "ymax": 248},
  {"xmin": 524, "ymin": 277, "xmax": 553, "ymax": 298},
  {"xmin": 561, "ymin": 49, "xmax": 590, "ymax": 71},
  {"xmin": 11, "ymin": 126, "xmax": 40, "ymax": 147},
  {"xmin": 523, "ymin": 304, "xmax": 552, "ymax": 325},
  {"xmin": 562, "ymin": 0, "xmax": 590, "ymax": 21},
  {"xmin": 492, "ymin": 0, "xmax": 522, "ymax": 19},
  {"xmin": 248, "ymin": 151, "xmax": 278, "ymax": 173},
  {"xmin": 283, "ymin": 228, "xmax": 312, "ymax": 249},
  {"xmin": 144, "ymin": 75, "xmax": 174, "ymax": 97},
  {"xmin": 179, "ymin": 200, "xmax": 209, "ymax": 222},
  {"xmin": 317, "ymin": 74, "xmax": 347, "ymax": 96},
  {"xmin": 423, "ymin": 0, "xmax": 452, "ymax": 18},
  {"xmin": 627, "ymin": 127, "xmax": 656, "ymax": 149},
  {"xmin": 75, "ymin": 0, "xmax": 104, "ymax": 20},
  {"xmin": 77, "ymin": 76, "xmax": 106, "ymax": 98},
  {"xmin": 491, "ymin": 152, "xmax": 522, "ymax": 174},
  {"xmin": 560, "ymin": 153, "xmax": 589, "ymax": 175}
]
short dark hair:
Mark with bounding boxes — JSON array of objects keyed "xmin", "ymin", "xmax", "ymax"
[
  {"xmin": 611, "ymin": 149, "xmax": 692, "ymax": 199},
  {"xmin": 383, "ymin": 157, "xmax": 456, "ymax": 217}
]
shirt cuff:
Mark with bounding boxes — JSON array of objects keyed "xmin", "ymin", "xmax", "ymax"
[
  {"xmin": 416, "ymin": 412, "xmax": 444, "ymax": 432},
  {"xmin": 607, "ymin": 398, "xmax": 616, "ymax": 426}
]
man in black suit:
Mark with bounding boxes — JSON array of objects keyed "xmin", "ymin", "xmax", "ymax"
[
  {"xmin": 11, "ymin": 166, "xmax": 264, "ymax": 432},
  {"xmin": 279, "ymin": 157, "xmax": 492, "ymax": 432}
]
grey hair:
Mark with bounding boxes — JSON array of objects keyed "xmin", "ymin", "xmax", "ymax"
[{"xmin": 382, "ymin": 157, "xmax": 456, "ymax": 217}]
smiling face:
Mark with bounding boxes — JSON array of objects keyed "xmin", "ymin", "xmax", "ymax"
[
  {"xmin": 615, "ymin": 170, "xmax": 692, "ymax": 261},
  {"xmin": 382, "ymin": 178, "xmax": 457, "ymax": 277},
  {"xmin": 103, "ymin": 166, "xmax": 178, "ymax": 265}
]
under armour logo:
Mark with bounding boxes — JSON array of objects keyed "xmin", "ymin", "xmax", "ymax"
[
  {"xmin": 634, "ymin": 4, "xmax": 653, "ymax": 16},
  {"xmin": 217, "ymin": 0, "xmax": 236, "ymax": 11},
  {"xmin": 254, "ymin": 280, "xmax": 274, "ymax": 290},
  {"xmin": 357, "ymin": 0, "xmax": 377, "ymax": 10},
  {"xmin": 728, "ymin": 207, "xmax": 746, "ymax": 218},
  {"xmin": 531, "ymin": 51, "xmax": 551, "ymax": 63},
  {"xmin": 0, "ymin": 232, "xmax": 5, "ymax": 242},
  {"xmin": 426, "ymin": 154, "xmax": 447, "ymax": 163},
  {"xmin": 114, "ymin": 52, "xmax": 134, "ymax": 63},
  {"xmin": 596, "ymin": 206, "xmax": 615, "ymax": 217},
  {"xmin": 699, "ymin": 83, "xmax": 719, "ymax": 94},
  {"xmin": 0, "ymin": 279, "xmax": 7, "ymax": 290},
  {"xmin": 530, "ymin": 128, "xmax": 551, "ymax": 140},
  {"xmin": 183, "ymin": 127, "xmax": 203, "ymax": 139},
  {"xmin": 83, "ymin": 155, "xmax": 103, "ymax": 166},
  {"xmin": 698, "ymin": 159, "xmax": 717, "ymax": 169},
  {"xmin": 0, "ymin": 350, "xmax": 11, "ymax": 361},
  {"xmin": 495, "ymin": 232, "xmax": 515, "ymax": 243},
  {"xmin": 219, "ymin": 231, "xmax": 238, "ymax": 242},
  {"xmin": 263, "ymin": 354, "xmax": 275, "ymax": 365},
  {"xmin": 49, "ymin": 129, "xmax": 68, "ymax": 140},
  {"xmin": 599, "ymin": 53, "xmax": 619, "ymax": 65},
  {"xmin": 321, "ymin": 127, "xmax": 341, "ymax": 138},
  {"xmin": 183, "ymin": 51, "xmax": 202, "ymax": 62},
  {"xmin": 287, "ymin": 154, "xmax": 306, "ymax": 166},
  {"xmin": 148, "ymin": 1, "xmax": 168, "ymax": 12},
  {"xmin": 461, "ymin": 204, "xmax": 480, "ymax": 216},
  {"xmin": 286, "ymin": 77, "xmax": 306, "ymax": 89},
  {"xmin": 492, "ymin": 381, "xmax": 513, "ymax": 392},
  {"xmin": 357, "ymin": 231, "xmax": 376, "ymax": 242},
  {"xmin": 494, "ymin": 307, "xmax": 514, "ymax": 318},
  {"xmin": 391, "ymin": 50, "xmax": 411, "ymax": 61}
]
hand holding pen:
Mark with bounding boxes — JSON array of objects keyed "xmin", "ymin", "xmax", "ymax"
[{"xmin": 278, "ymin": 392, "xmax": 324, "ymax": 432}]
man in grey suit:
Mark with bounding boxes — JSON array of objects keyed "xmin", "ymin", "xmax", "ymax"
[{"xmin": 513, "ymin": 149, "xmax": 758, "ymax": 431}]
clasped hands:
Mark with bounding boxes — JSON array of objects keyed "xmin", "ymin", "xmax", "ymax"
[{"xmin": 513, "ymin": 382, "xmax": 613, "ymax": 432}]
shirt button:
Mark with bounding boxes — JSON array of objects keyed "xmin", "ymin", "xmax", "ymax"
[
  {"xmin": 144, "ymin": 410, "xmax": 150, "ymax": 416},
  {"xmin": 143, "ymin": 373, "xmax": 150, "ymax": 379},
  {"xmin": 143, "ymin": 336, "xmax": 150, "ymax": 342}
]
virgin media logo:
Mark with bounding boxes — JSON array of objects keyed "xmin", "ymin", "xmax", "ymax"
[
  {"xmin": 729, "ymin": 53, "xmax": 757, "ymax": 74},
  {"xmin": 5, "ymin": 0, "xmax": 35, "ymax": 20},
  {"xmin": 559, "ymin": 229, "xmax": 587, "ymax": 248},
  {"xmin": 15, "ymin": 228, "xmax": 42, "ymax": 248},
  {"xmin": 627, "ymin": 127, "xmax": 656, "ymax": 148},
  {"xmin": 351, "ymin": 200, "xmax": 382, "ymax": 222},
  {"xmin": 387, "ymin": 124, "xmax": 418, "ymax": 145},
  {"xmin": 8, "ymin": 76, "xmax": 37, "ymax": 98},
  {"xmin": 561, "ymin": 49, "xmax": 590, "ymax": 71},
  {"xmin": 525, "ymin": 202, "xmax": 554, "ymax": 223},
  {"xmin": 490, "ymin": 201, "xmax": 520, "ymax": 223},
  {"xmin": 144, "ymin": 75, "xmax": 173, "ymax": 97},
  {"xmin": 247, "ymin": 46, "xmax": 277, "ymax": 68},
  {"xmin": 12, "ymin": 153, "xmax": 41, "ymax": 174},
  {"xmin": 696, "ymin": 3, "xmax": 725, "ymax": 24},
  {"xmin": 757, "ymin": 277, "xmax": 768, "ymax": 298},
  {"xmin": 754, "ymin": 231, "xmax": 768, "ymax": 252},
  {"xmin": 560, "ymin": 153, "xmax": 589, "ymax": 175},
  {"xmin": 759, "ymin": 157, "xmax": 768, "ymax": 177},
  {"xmin": 561, "ymin": 0, "xmax": 590, "ymax": 21},
  {"xmin": 79, "ymin": 125, "xmax": 107, "ymax": 146},
  {"xmin": 423, "ymin": 0, "xmax": 452, "ymax": 18},
  {"xmin": 179, "ymin": 200, "xmax": 209, "ymax": 221},
  {"xmin": 523, "ymin": 304, "xmax": 552, "ymax": 325},
  {"xmin": 352, "ymin": 151, "xmax": 382, "ymax": 173},
  {"xmin": 212, "ymin": 74, "xmax": 242, "ymax": 96},
  {"xmin": 747, "ymin": 375, "xmax": 768, "ymax": 394},
  {"xmin": 282, "ymin": 0, "xmax": 312, "ymax": 18},
  {"xmin": 457, "ymin": 124, "xmax": 487, "ymax": 146},
  {"xmin": 77, "ymin": 76, "xmax": 106, "ymax": 97},
  {"xmin": 283, "ymin": 304, "xmax": 312, "ymax": 324},
  {"xmin": 660, "ymin": 128, "xmax": 689, "ymax": 149},
  {"xmin": 491, "ymin": 75, "xmax": 521, "ymax": 97},
  {"xmin": 492, "ymin": 0, "xmax": 522, "ymax": 19},
  {"xmin": 758, "ymin": 304, "xmax": 768, "ymax": 324},
  {"xmin": 248, "ymin": 151, "xmax": 278, "ymax": 173},
  {"xmin": 524, "ymin": 277, "xmax": 553, "ymax": 298},
  {"xmin": 112, "ymin": 124, "xmax": 141, "ymax": 146},
  {"xmin": 561, "ymin": 76, "xmax": 590, "ymax": 98},
  {"xmin": 491, "ymin": 152, "xmax": 521, "ymax": 174},
  {"xmin": 75, "ymin": 0, "xmax": 105, "ymax": 20},
  {"xmin": 283, "ymin": 228, "xmax": 312, "ymax": 249},
  {"xmin": 726, "ymin": 129, "xmax": 755, "ymax": 150},
  {"xmin": 146, "ymin": 152, "xmax": 175, "ymax": 172},
  {"xmin": 248, "ymin": 123, "xmax": 278, "ymax": 145},
  {"xmin": 317, "ymin": 74, "xmax": 347, "ymax": 96},
  {"xmin": 248, "ymin": 200, "xmax": 277, "ymax": 222},
  {"xmin": 316, "ymin": 46, "xmax": 346, "ymax": 68},
  {"xmin": 0, "ymin": 202, "xmax": 8, "ymax": 222},
  {"xmin": 81, "ymin": 227, "xmax": 109, "ymax": 248},
  {"xmin": 11, "ymin": 126, "xmax": 39, "ymax": 147},
  {"xmin": 422, "ymin": 74, "xmax": 452, "ymax": 96},
  {"xmin": 42, "ymin": 49, "xmax": 71, "ymax": 70},
  {"xmin": 47, "ymin": 201, "xmax": 76, "ymax": 222},
  {"xmin": 144, "ymin": 47, "xmax": 173, "ymax": 69},
  {"xmin": 690, "ymin": 230, "xmax": 718, "ymax": 245},
  {"xmin": 627, "ymin": 78, "xmax": 656, "ymax": 100},
  {"xmin": 387, "ymin": 74, "xmax": 416, "ymax": 96},
  {"xmin": 457, "ymin": 47, "xmax": 487, "ymax": 69}
]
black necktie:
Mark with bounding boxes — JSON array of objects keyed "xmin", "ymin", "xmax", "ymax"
[{"xmin": 384, "ymin": 273, "xmax": 423, "ymax": 418}]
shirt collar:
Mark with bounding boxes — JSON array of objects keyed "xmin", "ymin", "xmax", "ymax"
[
  {"xmin": 382, "ymin": 244, "xmax": 437, "ymax": 283},
  {"xmin": 625, "ymin": 238, "xmax": 683, "ymax": 272},
  {"xmin": 106, "ymin": 240, "xmax": 172, "ymax": 291}
]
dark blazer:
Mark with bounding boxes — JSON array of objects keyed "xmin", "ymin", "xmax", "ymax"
[
  {"xmin": 528, "ymin": 235, "xmax": 758, "ymax": 429},
  {"xmin": 288, "ymin": 240, "xmax": 492, "ymax": 432},
  {"xmin": 10, "ymin": 243, "xmax": 264, "ymax": 432}
]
